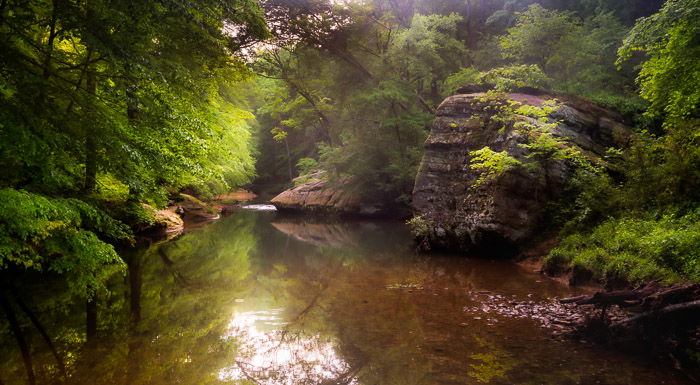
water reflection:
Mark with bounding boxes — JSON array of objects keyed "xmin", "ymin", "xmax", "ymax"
[
  {"xmin": 270, "ymin": 220, "xmax": 360, "ymax": 249},
  {"xmin": 0, "ymin": 211, "xmax": 695, "ymax": 385},
  {"xmin": 220, "ymin": 309, "xmax": 355, "ymax": 384}
]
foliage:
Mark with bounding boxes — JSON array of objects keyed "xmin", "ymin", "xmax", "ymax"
[
  {"xmin": 406, "ymin": 215, "xmax": 432, "ymax": 238},
  {"xmin": 467, "ymin": 95, "xmax": 600, "ymax": 186},
  {"xmin": 444, "ymin": 64, "xmax": 552, "ymax": 95},
  {"xmin": 0, "ymin": 0, "xmax": 268, "ymax": 298},
  {"xmin": 444, "ymin": 67, "xmax": 480, "ymax": 94},
  {"xmin": 618, "ymin": 0, "xmax": 700, "ymax": 121},
  {"xmin": 547, "ymin": 211, "xmax": 700, "ymax": 284},
  {"xmin": 546, "ymin": 121, "xmax": 700, "ymax": 285},
  {"xmin": 620, "ymin": 121, "xmax": 700, "ymax": 212},
  {"xmin": 520, "ymin": 129, "xmax": 597, "ymax": 172},
  {"xmin": 388, "ymin": 13, "xmax": 468, "ymax": 97},
  {"xmin": 477, "ymin": 65, "xmax": 552, "ymax": 91},
  {"xmin": 469, "ymin": 147, "xmax": 523, "ymax": 186},
  {"xmin": 296, "ymin": 158, "xmax": 320, "ymax": 176},
  {"xmin": 540, "ymin": 1, "xmax": 700, "ymax": 285},
  {"xmin": 252, "ymin": 7, "xmax": 467, "ymax": 205},
  {"xmin": 500, "ymin": 4, "xmax": 632, "ymax": 97},
  {"xmin": 0, "ymin": 189, "xmax": 129, "ymax": 296},
  {"xmin": 500, "ymin": 4, "xmax": 580, "ymax": 69}
]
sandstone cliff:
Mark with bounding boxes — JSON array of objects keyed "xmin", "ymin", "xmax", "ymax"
[{"xmin": 412, "ymin": 87, "xmax": 631, "ymax": 253}]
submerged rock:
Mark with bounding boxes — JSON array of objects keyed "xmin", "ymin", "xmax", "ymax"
[{"xmin": 412, "ymin": 87, "xmax": 631, "ymax": 252}]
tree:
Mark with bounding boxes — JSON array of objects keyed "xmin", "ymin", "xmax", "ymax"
[
  {"xmin": 0, "ymin": 0, "xmax": 269, "ymax": 363},
  {"xmin": 498, "ymin": 4, "xmax": 631, "ymax": 98},
  {"xmin": 618, "ymin": 0, "xmax": 700, "ymax": 121},
  {"xmin": 499, "ymin": 4, "xmax": 580, "ymax": 71}
]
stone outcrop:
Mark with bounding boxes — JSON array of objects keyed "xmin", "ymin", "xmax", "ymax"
[
  {"xmin": 176, "ymin": 193, "xmax": 220, "ymax": 221},
  {"xmin": 154, "ymin": 207, "xmax": 185, "ymax": 233},
  {"xmin": 412, "ymin": 87, "xmax": 631, "ymax": 252},
  {"xmin": 140, "ymin": 203, "xmax": 184, "ymax": 234},
  {"xmin": 270, "ymin": 172, "xmax": 386, "ymax": 216}
]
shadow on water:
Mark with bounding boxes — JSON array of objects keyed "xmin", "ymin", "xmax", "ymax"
[{"xmin": 0, "ymin": 210, "xmax": 695, "ymax": 385}]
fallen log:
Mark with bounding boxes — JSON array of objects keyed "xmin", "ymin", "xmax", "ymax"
[
  {"xmin": 560, "ymin": 283, "xmax": 699, "ymax": 311},
  {"xmin": 559, "ymin": 295, "xmax": 588, "ymax": 304},
  {"xmin": 613, "ymin": 299, "xmax": 700, "ymax": 327},
  {"xmin": 559, "ymin": 282, "xmax": 700, "ymax": 377}
]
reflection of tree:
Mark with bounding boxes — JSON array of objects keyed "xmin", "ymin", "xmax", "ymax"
[
  {"xmin": 0, "ymin": 213, "xmax": 258, "ymax": 385},
  {"xmin": 223, "ymin": 250, "xmax": 371, "ymax": 385},
  {"xmin": 467, "ymin": 336, "xmax": 516, "ymax": 384},
  {"xmin": 224, "ymin": 314, "xmax": 357, "ymax": 384}
]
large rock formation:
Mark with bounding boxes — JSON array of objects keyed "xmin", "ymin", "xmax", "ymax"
[
  {"xmin": 270, "ymin": 172, "xmax": 387, "ymax": 216},
  {"xmin": 412, "ymin": 87, "xmax": 631, "ymax": 252}
]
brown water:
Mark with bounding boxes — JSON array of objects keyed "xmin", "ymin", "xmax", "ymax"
[{"xmin": 0, "ymin": 210, "xmax": 694, "ymax": 385}]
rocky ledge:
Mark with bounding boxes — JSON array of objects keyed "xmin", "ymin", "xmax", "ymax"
[
  {"xmin": 270, "ymin": 172, "xmax": 389, "ymax": 216},
  {"xmin": 412, "ymin": 86, "xmax": 632, "ymax": 253}
]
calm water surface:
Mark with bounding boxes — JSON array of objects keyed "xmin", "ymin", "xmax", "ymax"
[{"xmin": 0, "ymin": 210, "xmax": 694, "ymax": 385}]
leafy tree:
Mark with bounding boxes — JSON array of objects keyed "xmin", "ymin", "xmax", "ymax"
[
  {"xmin": 0, "ymin": 189, "xmax": 129, "ymax": 296},
  {"xmin": 618, "ymin": 0, "xmax": 700, "ymax": 121},
  {"xmin": 0, "ymin": 1, "xmax": 269, "ymax": 364},
  {"xmin": 500, "ymin": 4, "xmax": 579, "ymax": 71},
  {"xmin": 499, "ymin": 4, "xmax": 631, "ymax": 97}
]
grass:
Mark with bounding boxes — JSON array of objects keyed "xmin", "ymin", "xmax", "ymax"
[{"xmin": 546, "ymin": 211, "xmax": 700, "ymax": 285}]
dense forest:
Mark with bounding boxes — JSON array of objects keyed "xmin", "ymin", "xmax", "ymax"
[
  {"xmin": 250, "ymin": 0, "xmax": 699, "ymax": 285},
  {"xmin": 1, "ymin": 0, "xmax": 699, "ymax": 383}
]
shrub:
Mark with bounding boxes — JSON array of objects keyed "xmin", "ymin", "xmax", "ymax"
[
  {"xmin": 406, "ymin": 215, "xmax": 432, "ymax": 239},
  {"xmin": 546, "ymin": 211, "xmax": 700, "ymax": 285},
  {"xmin": 296, "ymin": 157, "xmax": 320, "ymax": 176}
]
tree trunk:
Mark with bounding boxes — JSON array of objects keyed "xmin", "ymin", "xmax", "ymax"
[
  {"xmin": 13, "ymin": 294, "xmax": 66, "ymax": 377},
  {"xmin": 0, "ymin": 0, "xmax": 9, "ymax": 27},
  {"xmin": 128, "ymin": 252, "xmax": 143, "ymax": 324},
  {"xmin": 42, "ymin": 0, "xmax": 60, "ymax": 79},
  {"xmin": 0, "ymin": 292, "xmax": 35, "ymax": 385},
  {"xmin": 84, "ymin": 70, "xmax": 97, "ymax": 193},
  {"xmin": 125, "ymin": 62, "xmax": 140, "ymax": 126},
  {"xmin": 287, "ymin": 80, "xmax": 333, "ymax": 144},
  {"xmin": 86, "ymin": 295, "xmax": 97, "ymax": 342},
  {"xmin": 284, "ymin": 137, "xmax": 293, "ymax": 181}
]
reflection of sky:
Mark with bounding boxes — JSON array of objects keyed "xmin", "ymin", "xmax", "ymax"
[{"xmin": 219, "ymin": 308, "xmax": 356, "ymax": 384}]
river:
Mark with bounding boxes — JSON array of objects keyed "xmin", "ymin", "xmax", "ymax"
[{"xmin": 0, "ymin": 210, "xmax": 694, "ymax": 384}]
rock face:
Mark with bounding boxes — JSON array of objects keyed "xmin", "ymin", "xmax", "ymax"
[
  {"xmin": 177, "ymin": 193, "xmax": 220, "ymax": 221},
  {"xmin": 140, "ymin": 203, "xmax": 184, "ymax": 234},
  {"xmin": 154, "ymin": 207, "xmax": 185, "ymax": 233},
  {"xmin": 412, "ymin": 87, "xmax": 631, "ymax": 252},
  {"xmin": 270, "ymin": 173, "xmax": 383, "ymax": 216}
]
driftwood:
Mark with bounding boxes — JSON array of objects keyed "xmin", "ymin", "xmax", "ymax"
[
  {"xmin": 613, "ymin": 299, "xmax": 700, "ymax": 326},
  {"xmin": 560, "ymin": 282, "xmax": 700, "ymax": 325},
  {"xmin": 560, "ymin": 283, "xmax": 700, "ymax": 378}
]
